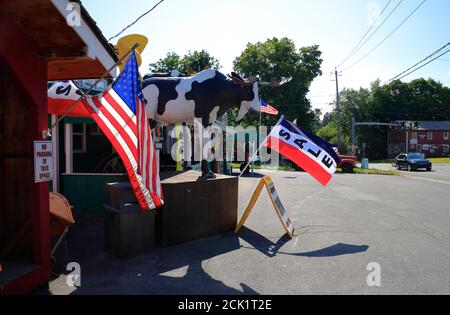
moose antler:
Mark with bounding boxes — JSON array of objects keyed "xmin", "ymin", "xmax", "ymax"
[
  {"xmin": 260, "ymin": 76, "xmax": 292, "ymax": 87},
  {"xmin": 229, "ymin": 72, "xmax": 258, "ymax": 86},
  {"xmin": 228, "ymin": 72, "xmax": 245, "ymax": 85}
]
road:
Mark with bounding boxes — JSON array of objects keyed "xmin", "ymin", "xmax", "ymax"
[
  {"xmin": 366, "ymin": 163, "xmax": 450, "ymax": 184},
  {"xmin": 41, "ymin": 168, "xmax": 450, "ymax": 295}
]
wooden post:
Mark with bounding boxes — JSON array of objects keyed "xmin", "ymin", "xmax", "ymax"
[
  {"xmin": 51, "ymin": 115, "xmax": 60, "ymax": 192},
  {"xmin": 65, "ymin": 124, "xmax": 74, "ymax": 174},
  {"xmin": 0, "ymin": 11, "xmax": 50, "ymax": 293}
]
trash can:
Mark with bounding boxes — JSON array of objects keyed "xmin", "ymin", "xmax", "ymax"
[
  {"xmin": 104, "ymin": 182, "xmax": 155, "ymax": 259},
  {"xmin": 361, "ymin": 158, "xmax": 370, "ymax": 169}
]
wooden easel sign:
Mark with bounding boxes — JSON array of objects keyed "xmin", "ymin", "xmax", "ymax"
[{"xmin": 235, "ymin": 176, "xmax": 295, "ymax": 238}]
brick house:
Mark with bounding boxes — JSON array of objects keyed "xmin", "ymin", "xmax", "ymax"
[{"xmin": 388, "ymin": 121, "xmax": 450, "ymax": 157}]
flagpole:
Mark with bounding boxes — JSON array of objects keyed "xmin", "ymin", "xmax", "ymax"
[
  {"xmin": 43, "ymin": 43, "xmax": 140, "ymax": 139},
  {"xmin": 253, "ymin": 96, "xmax": 263, "ymax": 176},
  {"xmin": 239, "ymin": 115, "xmax": 285, "ymax": 178}
]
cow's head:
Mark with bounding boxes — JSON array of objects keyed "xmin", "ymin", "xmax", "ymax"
[
  {"xmin": 229, "ymin": 72, "xmax": 261, "ymax": 122},
  {"xmin": 229, "ymin": 72, "xmax": 292, "ymax": 121}
]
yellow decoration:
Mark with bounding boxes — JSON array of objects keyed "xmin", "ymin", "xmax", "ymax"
[
  {"xmin": 115, "ymin": 34, "xmax": 148, "ymax": 71},
  {"xmin": 235, "ymin": 176, "xmax": 295, "ymax": 238},
  {"xmin": 175, "ymin": 124, "xmax": 183, "ymax": 171}
]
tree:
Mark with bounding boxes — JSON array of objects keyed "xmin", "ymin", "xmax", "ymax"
[
  {"xmin": 317, "ymin": 121, "xmax": 338, "ymax": 143},
  {"xmin": 149, "ymin": 52, "xmax": 183, "ymax": 73},
  {"xmin": 233, "ymin": 37, "xmax": 323, "ymax": 131},
  {"xmin": 327, "ymin": 78, "xmax": 450, "ymax": 159},
  {"xmin": 149, "ymin": 50, "xmax": 220, "ymax": 74},
  {"xmin": 182, "ymin": 50, "xmax": 220, "ymax": 73},
  {"xmin": 321, "ymin": 111, "xmax": 335, "ymax": 127}
]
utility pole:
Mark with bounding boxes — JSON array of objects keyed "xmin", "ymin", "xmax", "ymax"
[
  {"xmin": 351, "ymin": 117, "xmax": 356, "ymax": 156},
  {"xmin": 335, "ymin": 68, "xmax": 341, "ymax": 149}
]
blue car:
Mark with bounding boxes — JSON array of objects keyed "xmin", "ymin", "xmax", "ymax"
[{"xmin": 395, "ymin": 153, "xmax": 432, "ymax": 172}]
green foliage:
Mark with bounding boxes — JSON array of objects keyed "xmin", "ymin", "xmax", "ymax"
[
  {"xmin": 233, "ymin": 37, "xmax": 323, "ymax": 131},
  {"xmin": 317, "ymin": 121, "xmax": 350, "ymax": 149},
  {"xmin": 326, "ymin": 78, "xmax": 450, "ymax": 159},
  {"xmin": 182, "ymin": 50, "xmax": 220, "ymax": 73},
  {"xmin": 149, "ymin": 52, "xmax": 183, "ymax": 73},
  {"xmin": 317, "ymin": 122, "xmax": 338, "ymax": 142},
  {"xmin": 149, "ymin": 50, "xmax": 220, "ymax": 74}
]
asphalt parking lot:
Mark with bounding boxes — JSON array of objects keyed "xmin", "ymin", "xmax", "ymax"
[{"xmin": 41, "ymin": 168, "xmax": 450, "ymax": 295}]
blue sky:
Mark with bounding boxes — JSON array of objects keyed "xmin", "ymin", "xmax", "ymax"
[{"xmin": 83, "ymin": 0, "xmax": 450, "ymax": 114}]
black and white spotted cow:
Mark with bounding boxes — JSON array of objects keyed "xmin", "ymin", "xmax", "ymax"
[
  {"xmin": 142, "ymin": 69, "xmax": 263, "ymax": 127},
  {"xmin": 143, "ymin": 70, "xmax": 185, "ymax": 80},
  {"xmin": 142, "ymin": 69, "xmax": 289, "ymax": 179}
]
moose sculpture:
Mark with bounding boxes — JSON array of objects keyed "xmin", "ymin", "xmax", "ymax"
[{"xmin": 142, "ymin": 69, "xmax": 290, "ymax": 179}]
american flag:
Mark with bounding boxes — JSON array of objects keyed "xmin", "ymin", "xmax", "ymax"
[
  {"xmin": 261, "ymin": 101, "xmax": 279, "ymax": 116},
  {"xmin": 81, "ymin": 51, "xmax": 163, "ymax": 210}
]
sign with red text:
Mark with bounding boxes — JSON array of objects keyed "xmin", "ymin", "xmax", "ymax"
[{"xmin": 34, "ymin": 141, "xmax": 53, "ymax": 183}]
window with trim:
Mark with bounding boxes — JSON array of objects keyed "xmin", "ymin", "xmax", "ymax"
[
  {"xmin": 412, "ymin": 132, "xmax": 418, "ymax": 139},
  {"xmin": 73, "ymin": 123, "xmax": 86, "ymax": 153},
  {"xmin": 444, "ymin": 132, "xmax": 449, "ymax": 140},
  {"xmin": 427, "ymin": 132, "xmax": 433, "ymax": 140},
  {"xmin": 444, "ymin": 145, "xmax": 449, "ymax": 154}
]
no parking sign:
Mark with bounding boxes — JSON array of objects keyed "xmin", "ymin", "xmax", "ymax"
[{"xmin": 34, "ymin": 141, "xmax": 53, "ymax": 183}]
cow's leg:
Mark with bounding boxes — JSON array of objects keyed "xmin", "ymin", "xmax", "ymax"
[{"xmin": 199, "ymin": 116, "xmax": 216, "ymax": 180}]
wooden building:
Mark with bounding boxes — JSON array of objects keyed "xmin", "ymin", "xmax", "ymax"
[
  {"xmin": 388, "ymin": 121, "xmax": 450, "ymax": 157},
  {"xmin": 0, "ymin": 0, "xmax": 117, "ymax": 294}
]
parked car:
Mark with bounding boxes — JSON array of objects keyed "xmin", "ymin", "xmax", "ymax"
[{"xmin": 394, "ymin": 153, "xmax": 432, "ymax": 171}]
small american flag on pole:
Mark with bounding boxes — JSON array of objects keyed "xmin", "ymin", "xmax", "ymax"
[
  {"xmin": 261, "ymin": 101, "xmax": 279, "ymax": 116},
  {"xmin": 81, "ymin": 51, "xmax": 163, "ymax": 210}
]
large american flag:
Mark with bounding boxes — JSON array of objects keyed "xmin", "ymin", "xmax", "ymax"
[
  {"xmin": 261, "ymin": 101, "xmax": 279, "ymax": 116},
  {"xmin": 81, "ymin": 51, "xmax": 163, "ymax": 210}
]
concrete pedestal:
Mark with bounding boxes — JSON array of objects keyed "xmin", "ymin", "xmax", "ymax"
[
  {"xmin": 104, "ymin": 183, "xmax": 155, "ymax": 259},
  {"xmin": 104, "ymin": 171, "xmax": 239, "ymax": 251},
  {"xmin": 157, "ymin": 171, "xmax": 238, "ymax": 246}
]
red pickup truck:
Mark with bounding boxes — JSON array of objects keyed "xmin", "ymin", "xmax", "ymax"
[
  {"xmin": 333, "ymin": 147, "xmax": 357, "ymax": 173},
  {"xmin": 337, "ymin": 154, "xmax": 357, "ymax": 173},
  {"xmin": 289, "ymin": 149, "xmax": 357, "ymax": 173}
]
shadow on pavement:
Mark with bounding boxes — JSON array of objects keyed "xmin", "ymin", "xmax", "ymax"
[
  {"xmin": 36, "ymin": 214, "xmax": 258, "ymax": 295},
  {"xmin": 238, "ymin": 227, "xmax": 293, "ymax": 258},
  {"xmin": 291, "ymin": 243, "xmax": 369, "ymax": 257},
  {"xmin": 238, "ymin": 227, "xmax": 369, "ymax": 258}
]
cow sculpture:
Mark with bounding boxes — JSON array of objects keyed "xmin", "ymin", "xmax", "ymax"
[
  {"xmin": 143, "ymin": 70, "xmax": 186, "ymax": 80},
  {"xmin": 142, "ymin": 69, "xmax": 289, "ymax": 179}
]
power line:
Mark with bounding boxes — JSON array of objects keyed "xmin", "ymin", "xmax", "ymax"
[
  {"xmin": 395, "ymin": 49, "xmax": 450, "ymax": 81},
  {"xmin": 343, "ymin": 0, "xmax": 427, "ymax": 72},
  {"xmin": 108, "ymin": 0, "xmax": 166, "ymax": 42},
  {"xmin": 341, "ymin": 0, "xmax": 404, "ymax": 68},
  {"xmin": 387, "ymin": 42, "xmax": 450, "ymax": 82},
  {"xmin": 336, "ymin": 0, "xmax": 396, "ymax": 68},
  {"xmin": 309, "ymin": 70, "xmax": 335, "ymax": 99}
]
